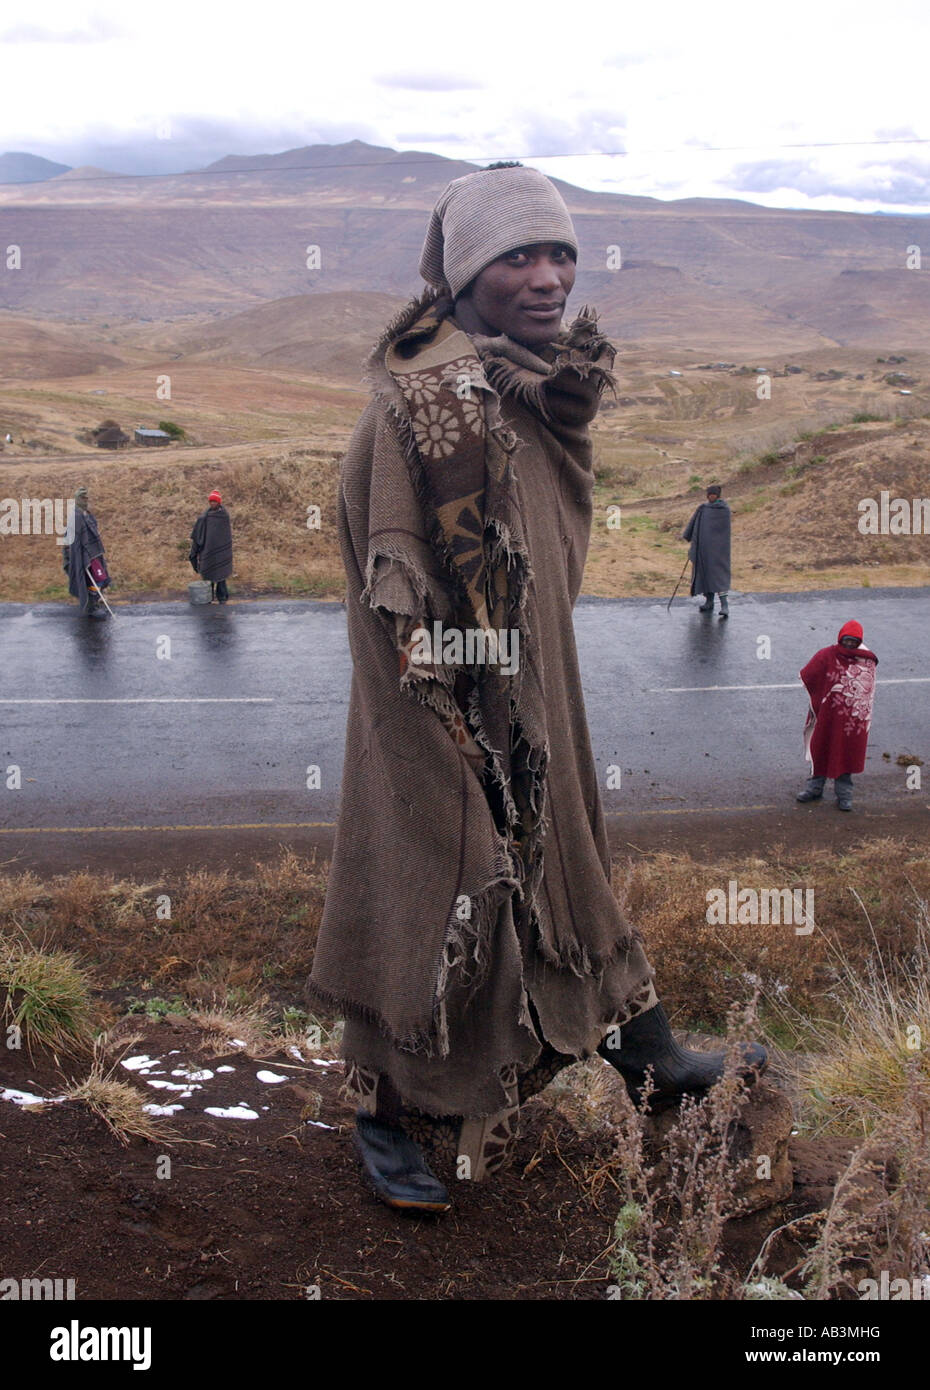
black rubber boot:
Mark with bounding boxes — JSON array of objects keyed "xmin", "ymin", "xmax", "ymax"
[
  {"xmin": 353, "ymin": 1111, "xmax": 451, "ymax": 1214},
  {"xmin": 599, "ymin": 1002, "xmax": 768, "ymax": 1108},
  {"xmin": 698, "ymin": 597, "xmax": 714, "ymax": 612},
  {"xmin": 797, "ymin": 775, "xmax": 825, "ymax": 803}
]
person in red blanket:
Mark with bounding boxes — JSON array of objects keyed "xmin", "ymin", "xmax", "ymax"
[{"xmin": 796, "ymin": 620, "xmax": 878, "ymax": 811}]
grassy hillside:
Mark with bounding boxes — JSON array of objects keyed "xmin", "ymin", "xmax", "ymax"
[{"xmin": 3, "ymin": 415, "xmax": 928, "ymax": 604}]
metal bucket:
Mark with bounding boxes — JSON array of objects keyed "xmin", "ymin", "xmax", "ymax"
[{"xmin": 188, "ymin": 580, "xmax": 212, "ymax": 605}]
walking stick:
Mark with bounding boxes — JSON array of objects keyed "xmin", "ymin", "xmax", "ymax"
[
  {"xmin": 666, "ymin": 555, "xmax": 691, "ymax": 611},
  {"xmin": 85, "ymin": 566, "xmax": 115, "ymax": 617}
]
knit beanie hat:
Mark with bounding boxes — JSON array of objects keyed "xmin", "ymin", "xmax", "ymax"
[
  {"xmin": 208, "ymin": 490, "xmax": 222, "ymax": 503},
  {"xmin": 838, "ymin": 620, "xmax": 864, "ymax": 643},
  {"xmin": 418, "ymin": 166, "xmax": 578, "ymax": 298}
]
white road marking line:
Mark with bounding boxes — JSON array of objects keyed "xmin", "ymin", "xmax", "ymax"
[
  {"xmin": 650, "ymin": 679, "xmax": 930, "ymax": 693},
  {"xmin": 0, "ymin": 697, "xmax": 274, "ymax": 704}
]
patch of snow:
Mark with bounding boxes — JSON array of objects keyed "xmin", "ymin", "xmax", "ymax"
[
  {"xmin": 143, "ymin": 1103, "xmax": 184, "ymax": 1116},
  {"xmin": 2, "ymin": 1086, "xmax": 67, "ymax": 1106},
  {"xmin": 256, "ymin": 1069, "xmax": 288, "ymax": 1084},
  {"xmin": 287, "ymin": 1045, "xmax": 304, "ymax": 1061},
  {"xmin": 216, "ymin": 1065, "xmax": 236, "ymax": 1073},
  {"xmin": 306, "ymin": 1120, "xmax": 335, "ymax": 1129},
  {"xmin": 205, "ymin": 1105, "xmax": 259, "ymax": 1120},
  {"xmin": 146, "ymin": 1079, "xmax": 202, "ymax": 1093},
  {"xmin": 171, "ymin": 1067, "xmax": 214, "ymax": 1082},
  {"xmin": 309, "ymin": 1058, "xmax": 341, "ymax": 1068},
  {"xmin": 121, "ymin": 1054, "xmax": 160, "ymax": 1072}
]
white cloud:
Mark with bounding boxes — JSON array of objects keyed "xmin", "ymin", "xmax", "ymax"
[
  {"xmin": 0, "ymin": 0, "xmax": 927, "ymax": 212},
  {"xmin": 374, "ymin": 72, "xmax": 485, "ymax": 91},
  {"xmin": 0, "ymin": 13, "xmax": 125, "ymax": 43}
]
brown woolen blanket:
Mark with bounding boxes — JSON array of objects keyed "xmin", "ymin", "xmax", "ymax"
[{"xmin": 308, "ymin": 292, "xmax": 654, "ymax": 1116}]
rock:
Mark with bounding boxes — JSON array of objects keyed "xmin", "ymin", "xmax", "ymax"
[{"xmin": 644, "ymin": 1081, "xmax": 794, "ymax": 1217}]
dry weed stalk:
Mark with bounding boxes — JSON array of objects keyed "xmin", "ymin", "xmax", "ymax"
[{"xmin": 607, "ymin": 998, "xmax": 760, "ymax": 1299}]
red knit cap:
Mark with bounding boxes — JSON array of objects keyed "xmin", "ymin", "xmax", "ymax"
[
  {"xmin": 838, "ymin": 620, "xmax": 863, "ymax": 643},
  {"xmin": 208, "ymin": 490, "xmax": 221, "ymax": 503}
]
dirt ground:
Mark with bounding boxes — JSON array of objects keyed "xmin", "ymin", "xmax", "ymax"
[{"xmin": 0, "ymin": 1015, "xmax": 858, "ymax": 1302}]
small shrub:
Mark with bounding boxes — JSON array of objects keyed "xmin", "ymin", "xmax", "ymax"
[
  {"xmin": 0, "ymin": 944, "xmax": 97, "ymax": 1055},
  {"xmin": 157, "ymin": 420, "xmax": 186, "ymax": 440}
]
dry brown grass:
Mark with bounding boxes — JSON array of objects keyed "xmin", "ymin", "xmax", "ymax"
[
  {"xmin": 188, "ymin": 1001, "xmax": 278, "ymax": 1058},
  {"xmin": 4, "ymin": 386, "xmax": 928, "ymax": 602},
  {"xmin": 65, "ymin": 1039, "xmax": 178, "ymax": 1144},
  {"xmin": 1, "ymin": 447, "xmax": 348, "ymax": 602},
  {"xmin": 0, "ymin": 848, "xmax": 327, "ymax": 1021},
  {"xmin": 586, "ymin": 415, "xmax": 930, "ymax": 597},
  {"xmin": 795, "ymin": 889, "xmax": 930, "ymax": 1136},
  {"xmin": 3, "ymin": 838, "xmax": 925, "ymax": 1050},
  {"xmin": 614, "ymin": 837, "xmax": 930, "ymax": 1044}
]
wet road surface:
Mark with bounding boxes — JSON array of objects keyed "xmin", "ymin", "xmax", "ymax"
[{"xmin": 1, "ymin": 588, "xmax": 927, "ymax": 872}]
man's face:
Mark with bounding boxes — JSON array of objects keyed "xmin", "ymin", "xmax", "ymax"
[
  {"xmin": 209, "ymin": 500, "xmax": 219, "ymax": 510},
  {"xmin": 840, "ymin": 636, "xmax": 862, "ymax": 649},
  {"xmin": 456, "ymin": 242, "xmax": 576, "ymax": 347},
  {"xmin": 707, "ymin": 490, "xmax": 720, "ymax": 502}
]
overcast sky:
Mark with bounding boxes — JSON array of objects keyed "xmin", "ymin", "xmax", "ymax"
[{"xmin": 1, "ymin": 0, "xmax": 928, "ymax": 213}]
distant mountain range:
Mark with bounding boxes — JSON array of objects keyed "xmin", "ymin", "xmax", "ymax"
[
  {"xmin": 1, "ymin": 141, "xmax": 928, "ymax": 353},
  {"xmin": 0, "ymin": 151, "xmax": 72, "ymax": 183}
]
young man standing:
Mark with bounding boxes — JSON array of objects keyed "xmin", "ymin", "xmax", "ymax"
[
  {"xmin": 682, "ymin": 484, "xmax": 731, "ymax": 617},
  {"xmin": 309, "ymin": 165, "xmax": 766, "ymax": 1213}
]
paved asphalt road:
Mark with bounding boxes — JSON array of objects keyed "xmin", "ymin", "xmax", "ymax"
[{"xmin": 1, "ymin": 588, "xmax": 927, "ymax": 871}]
